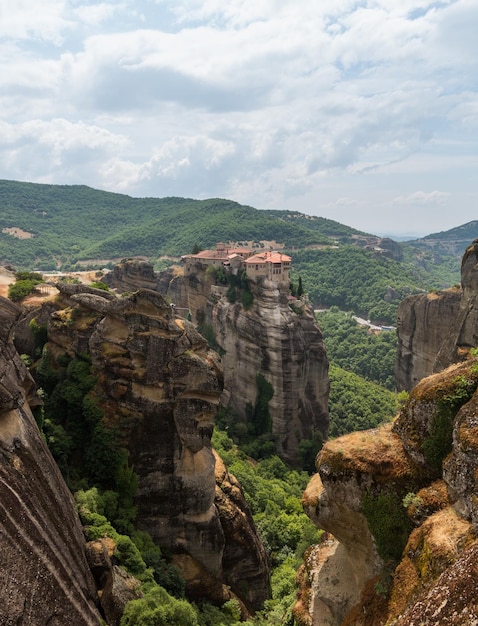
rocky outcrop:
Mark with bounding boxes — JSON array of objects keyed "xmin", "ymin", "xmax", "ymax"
[
  {"xmin": 214, "ymin": 451, "xmax": 270, "ymax": 610},
  {"xmin": 212, "ymin": 282, "xmax": 329, "ymax": 464},
  {"xmin": 395, "ymin": 239, "xmax": 478, "ymax": 392},
  {"xmin": 301, "ymin": 424, "xmax": 421, "ymax": 625},
  {"xmin": 43, "ymin": 284, "xmax": 270, "ymax": 611},
  {"xmin": 0, "ymin": 296, "xmax": 102, "ymax": 625},
  {"xmin": 104, "ymin": 259, "xmax": 329, "ymax": 464},
  {"xmin": 162, "ymin": 264, "xmax": 329, "ymax": 465},
  {"xmin": 104, "ymin": 258, "xmax": 160, "ymax": 293},
  {"xmin": 300, "ymin": 354, "xmax": 478, "ymax": 626}
]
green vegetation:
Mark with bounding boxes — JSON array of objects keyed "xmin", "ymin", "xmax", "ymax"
[
  {"xmin": 8, "ymin": 270, "xmax": 44, "ymax": 301},
  {"xmin": 316, "ymin": 308, "xmax": 397, "ymax": 437},
  {"xmin": 212, "ymin": 429, "xmax": 323, "ymax": 624},
  {"xmin": 89, "ymin": 280, "xmax": 109, "ymax": 291},
  {"xmin": 36, "ymin": 350, "xmax": 137, "ymax": 533},
  {"xmin": 291, "ymin": 246, "xmax": 445, "ymax": 324},
  {"xmin": 328, "ymin": 365, "xmax": 397, "ymax": 438},
  {"xmin": 317, "ymin": 308, "xmax": 397, "ymax": 389},
  {"xmin": 250, "ymin": 374, "xmax": 274, "ymax": 436},
  {"xmin": 422, "ymin": 373, "xmax": 478, "ymax": 473},
  {"xmin": 216, "ymin": 371, "xmax": 277, "ymax": 461},
  {"xmin": 361, "ymin": 491, "xmax": 413, "ymax": 565},
  {"xmin": 121, "ymin": 587, "xmax": 199, "ymax": 626}
]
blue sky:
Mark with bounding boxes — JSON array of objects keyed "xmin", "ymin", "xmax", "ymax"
[{"xmin": 1, "ymin": 0, "xmax": 477, "ymax": 236}]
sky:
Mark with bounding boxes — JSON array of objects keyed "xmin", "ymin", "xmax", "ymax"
[{"xmin": 1, "ymin": 0, "xmax": 477, "ymax": 237}]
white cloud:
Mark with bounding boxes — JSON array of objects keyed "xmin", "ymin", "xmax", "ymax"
[
  {"xmin": 393, "ymin": 191, "xmax": 450, "ymax": 205},
  {"xmin": 0, "ymin": 118, "xmax": 128, "ymax": 181},
  {"xmin": 72, "ymin": 2, "xmax": 125, "ymax": 26},
  {"xmin": 0, "ymin": 0, "xmax": 477, "ymax": 234},
  {"xmin": 0, "ymin": 0, "xmax": 71, "ymax": 43}
]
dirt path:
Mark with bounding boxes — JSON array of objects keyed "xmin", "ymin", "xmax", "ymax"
[{"xmin": 0, "ymin": 267, "xmax": 15, "ymax": 298}]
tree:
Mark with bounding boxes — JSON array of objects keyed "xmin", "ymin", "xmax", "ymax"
[{"xmin": 297, "ymin": 276, "xmax": 303, "ymax": 298}]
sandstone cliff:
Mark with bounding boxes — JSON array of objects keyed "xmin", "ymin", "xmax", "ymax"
[
  {"xmin": 0, "ymin": 296, "xmax": 103, "ymax": 625},
  {"xmin": 39, "ymin": 284, "xmax": 269, "ymax": 612},
  {"xmin": 161, "ymin": 262, "xmax": 329, "ymax": 465},
  {"xmin": 105, "ymin": 258, "xmax": 160, "ymax": 293},
  {"xmin": 300, "ymin": 356, "xmax": 478, "ymax": 626},
  {"xmin": 212, "ymin": 282, "xmax": 329, "ymax": 464},
  {"xmin": 105, "ymin": 259, "xmax": 329, "ymax": 463},
  {"xmin": 395, "ymin": 239, "xmax": 478, "ymax": 391}
]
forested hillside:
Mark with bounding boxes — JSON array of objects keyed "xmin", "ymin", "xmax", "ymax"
[
  {"xmin": 291, "ymin": 246, "xmax": 452, "ymax": 324},
  {"xmin": 1, "ymin": 179, "xmax": 471, "ymax": 323},
  {"xmin": 0, "ymin": 180, "xmax": 344, "ymax": 268}
]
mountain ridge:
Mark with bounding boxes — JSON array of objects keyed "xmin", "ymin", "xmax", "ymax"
[{"xmin": 1, "ymin": 179, "xmax": 476, "ymax": 324}]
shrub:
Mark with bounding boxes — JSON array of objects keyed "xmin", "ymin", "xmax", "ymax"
[
  {"xmin": 361, "ymin": 491, "xmax": 413, "ymax": 564},
  {"xmin": 8, "ymin": 271, "xmax": 44, "ymax": 301},
  {"xmin": 9, "ymin": 279, "xmax": 38, "ymax": 301},
  {"xmin": 89, "ymin": 281, "xmax": 109, "ymax": 291},
  {"xmin": 120, "ymin": 587, "xmax": 199, "ymax": 626},
  {"xmin": 422, "ymin": 374, "xmax": 478, "ymax": 473}
]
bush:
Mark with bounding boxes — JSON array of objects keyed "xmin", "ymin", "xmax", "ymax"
[
  {"xmin": 120, "ymin": 587, "xmax": 199, "ymax": 626},
  {"xmin": 8, "ymin": 279, "xmax": 38, "ymax": 301},
  {"xmin": 422, "ymin": 374, "xmax": 478, "ymax": 473},
  {"xmin": 361, "ymin": 491, "xmax": 413, "ymax": 564},
  {"xmin": 8, "ymin": 271, "xmax": 44, "ymax": 301},
  {"xmin": 89, "ymin": 281, "xmax": 109, "ymax": 291}
]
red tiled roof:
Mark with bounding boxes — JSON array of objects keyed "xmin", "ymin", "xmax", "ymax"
[
  {"xmin": 185, "ymin": 246, "xmax": 255, "ymax": 261},
  {"xmin": 244, "ymin": 251, "xmax": 292, "ymax": 264}
]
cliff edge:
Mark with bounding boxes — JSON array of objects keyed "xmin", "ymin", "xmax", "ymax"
[
  {"xmin": 300, "ymin": 355, "xmax": 478, "ymax": 626},
  {"xmin": 0, "ymin": 296, "xmax": 102, "ymax": 625},
  {"xmin": 396, "ymin": 239, "xmax": 478, "ymax": 391}
]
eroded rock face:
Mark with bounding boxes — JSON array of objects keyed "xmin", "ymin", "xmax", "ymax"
[
  {"xmin": 44, "ymin": 285, "xmax": 269, "ymax": 610},
  {"xmin": 0, "ymin": 296, "xmax": 102, "ymax": 625},
  {"xmin": 212, "ymin": 281, "xmax": 329, "ymax": 464},
  {"xmin": 106, "ymin": 260, "xmax": 329, "ymax": 464},
  {"xmin": 395, "ymin": 239, "xmax": 478, "ymax": 392},
  {"xmin": 301, "ymin": 355, "xmax": 478, "ymax": 626},
  {"xmin": 104, "ymin": 258, "xmax": 159, "ymax": 293},
  {"xmin": 214, "ymin": 451, "xmax": 270, "ymax": 610},
  {"xmin": 301, "ymin": 424, "xmax": 420, "ymax": 625},
  {"xmin": 390, "ymin": 542, "xmax": 478, "ymax": 626}
]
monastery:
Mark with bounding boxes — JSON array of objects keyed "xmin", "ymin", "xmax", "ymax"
[{"xmin": 182, "ymin": 243, "xmax": 291, "ymax": 283}]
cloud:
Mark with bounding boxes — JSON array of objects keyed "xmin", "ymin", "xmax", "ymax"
[
  {"xmin": 0, "ymin": 0, "xmax": 477, "ymax": 234},
  {"xmin": 72, "ymin": 2, "xmax": 126, "ymax": 26},
  {"xmin": 393, "ymin": 190, "xmax": 450, "ymax": 205},
  {"xmin": 0, "ymin": 0, "xmax": 71, "ymax": 44},
  {"xmin": 0, "ymin": 118, "xmax": 127, "ymax": 181}
]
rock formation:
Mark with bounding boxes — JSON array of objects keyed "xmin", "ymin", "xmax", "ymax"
[
  {"xmin": 40, "ymin": 284, "xmax": 270, "ymax": 612},
  {"xmin": 0, "ymin": 296, "xmax": 103, "ymax": 625},
  {"xmin": 159, "ymin": 261, "xmax": 329, "ymax": 465},
  {"xmin": 214, "ymin": 451, "xmax": 270, "ymax": 610},
  {"xmin": 212, "ymin": 282, "xmax": 329, "ymax": 464},
  {"xmin": 300, "ymin": 355, "xmax": 478, "ymax": 626},
  {"xmin": 104, "ymin": 258, "xmax": 160, "ymax": 293},
  {"xmin": 395, "ymin": 239, "xmax": 478, "ymax": 391}
]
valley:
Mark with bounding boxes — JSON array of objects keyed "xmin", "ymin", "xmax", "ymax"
[{"xmin": 2, "ymin": 180, "xmax": 478, "ymax": 625}]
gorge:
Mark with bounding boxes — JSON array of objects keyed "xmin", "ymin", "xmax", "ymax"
[
  {"xmin": 299, "ymin": 240, "xmax": 478, "ymax": 625},
  {"xmin": 2, "ymin": 234, "xmax": 478, "ymax": 624}
]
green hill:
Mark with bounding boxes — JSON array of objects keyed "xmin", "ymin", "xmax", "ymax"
[
  {"xmin": 419, "ymin": 220, "xmax": 478, "ymax": 242},
  {"xmin": 0, "ymin": 179, "xmax": 361, "ymax": 270},
  {"xmin": 0, "ymin": 179, "xmax": 471, "ymax": 323}
]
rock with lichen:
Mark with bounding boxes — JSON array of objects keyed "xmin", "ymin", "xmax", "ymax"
[
  {"xmin": 0, "ymin": 295, "xmax": 102, "ymax": 624},
  {"xmin": 300, "ymin": 351, "xmax": 478, "ymax": 626},
  {"xmin": 395, "ymin": 239, "xmax": 478, "ymax": 392}
]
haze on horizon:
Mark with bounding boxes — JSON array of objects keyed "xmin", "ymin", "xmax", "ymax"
[{"xmin": 1, "ymin": 0, "xmax": 477, "ymax": 238}]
